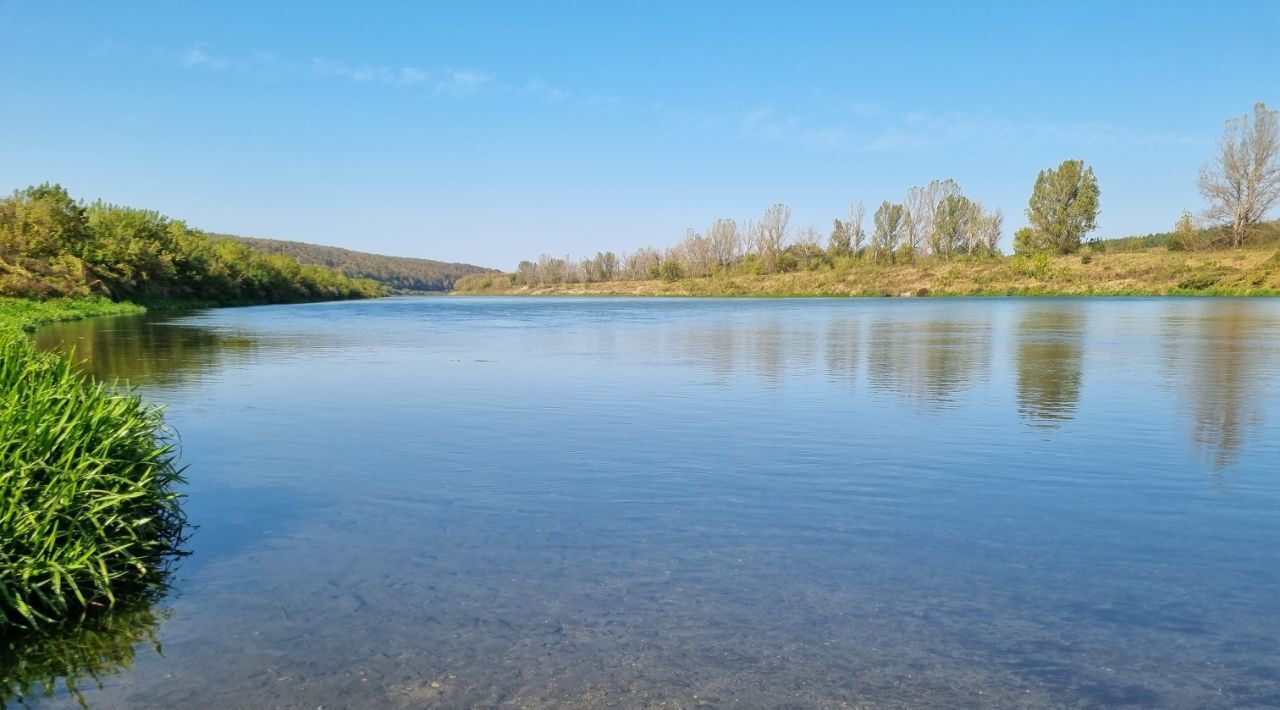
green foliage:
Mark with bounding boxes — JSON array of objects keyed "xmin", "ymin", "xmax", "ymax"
[
  {"xmin": 932, "ymin": 195, "xmax": 978, "ymax": 256},
  {"xmin": 1007, "ymin": 251, "xmax": 1055, "ymax": 280},
  {"xmin": 658, "ymin": 259, "xmax": 684, "ymax": 281},
  {"xmin": 1020, "ymin": 159, "xmax": 1101, "ymax": 254},
  {"xmin": 1012, "ymin": 227, "xmax": 1036, "ymax": 255},
  {"xmin": 0, "ymin": 298, "xmax": 143, "ymax": 336},
  {"xmin": 738, "ymin": 253, "xmax": 766, "ymax": 275},
  {"xmin": 0, "ymin": 184, "xmax": 384, "ymax": 304},
  {"xmin": 0, "ymin": 335, "xmax": 186, "ymax": 631},
  {"xmin": 1099, "ymin": 220, "xmax": 1280, "ymax": 253},
  {"xmin": 785, "ymin": 241, "xmax": 827, "ymax": 271},
  {"xmin": 827, "ymin": 219, "xmax": 852, "ymax": 257},
  {"xmin": 220, "ymin": 235, "xmax": 492, "ymax": 292},
  {"xmin": 1168, "ymin": 210, "xmax": 1199, "ymax": 252},
  {"xmin": 872, "ymin": 201, "xmax": 906, "ymax": 261},
  {"xmin": 0, "ymin": 184, "xmax": 90, "ymax": 260}
]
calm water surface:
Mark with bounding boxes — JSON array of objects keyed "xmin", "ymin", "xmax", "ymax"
[{"xmin": 11, "ymin": 297, "xmax": 1280, "ymax": 708}]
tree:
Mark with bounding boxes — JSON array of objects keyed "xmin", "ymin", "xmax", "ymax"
[
  {"xmin": 672, "ymin": 228, "xmax": 713, "ymax": 277},
  {"xmin": 1012, "ymin": 227, "xmax": 1036, "ymax": 254},
  {"xmin": 979, "ymin": 208, "xmax": 1004, "ymax": 255},
  {"xmin": 751, "ymin": 203, "xmax": 790, "ymax": 273},
  {"xmin": 0, "ymin": 183, "xmax": 90, "ymax": 260},
  {"xmin": 792, "ymin": 225, "xmax": 825, "ymax": 270},
  {"xmin": 600, "ymin": 251, "xmax": 618, "ymax": 280},
  {"xmin": 848, "ymin": 201, "xmax": 866, "ymax": 257},
  {"xmin": 516, "ymin": 260, "xmax": 537, "ymax": 284},
  {"xmin": 871, "ymin": 201, "xmax": 906, "ymax": 262},
  {"xmin": 706, "ymin": 218, "xmax": 741, "ymax": 270},
  {"xmin": 624, "ymin": 247, "xmax": 662, "ymax": 279},
  {"xmin": 904, "ymin": 179, "xmax": 960, "ymax": 257},
  {"xmin": 1198, "ymin": 102, "xmax": 1280, "ymax": 248},
  {"xmin": 931, "ymin": 195, "xmax": 978, "ymax": 257},
  {"xmin": 827, "ymin": 218, "xmax": 851, "ymax": 257},
  {"xmin": 1021, "ymin": 159, "xmax": 1100, "ymax": 254},
  {"xmin": 1170, "ymin": 210, "xmax": 1198, "ymax": 251}
]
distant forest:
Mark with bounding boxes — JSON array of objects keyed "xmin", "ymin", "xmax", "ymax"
[{"xmin": 220, "ymin": 236, "xmax": 493, "ymax": 293}]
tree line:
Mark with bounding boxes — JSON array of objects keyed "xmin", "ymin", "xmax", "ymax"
[
  {"xmin": 485, "ymin": 102, "xmax": 1278, "ymax": 288},
  {"xmin": 500, "ymin": 166, "xmax": 1085, "ymax": 287},
  {"xmin": 0, "ymin": 184, "xmax": 383, "ymax": 303}
]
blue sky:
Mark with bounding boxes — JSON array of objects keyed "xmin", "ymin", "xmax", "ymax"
[{"xmin": 2, "ymin": 2, "xmax": 1278, "ymax": 268}]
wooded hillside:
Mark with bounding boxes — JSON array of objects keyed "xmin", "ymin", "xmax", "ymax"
[{"xmin": 222, "ymin": 235, "xmax": 493, "ymax": 292}]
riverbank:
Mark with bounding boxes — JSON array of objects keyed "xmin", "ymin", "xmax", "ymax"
[
  {"xmin": 455, "ymin": 248, "xmax": 1280, "ymax": 297},
  {"xmin": 0, "ymin": 297, "xmax": 144, "ymax": 334},
  {"xmin": 1, "ymin": 298, "xmax": 184, "ymax": 631}
]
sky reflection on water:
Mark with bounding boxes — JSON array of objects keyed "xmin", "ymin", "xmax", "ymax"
[{"xmin": 16, "ymin": 297, "xmax": 1280, "ymax": 708}]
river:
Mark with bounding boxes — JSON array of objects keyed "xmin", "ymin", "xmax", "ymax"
[{"xmin": 12, "ymin": 297, "xmax": 1280, "ymax": 708}]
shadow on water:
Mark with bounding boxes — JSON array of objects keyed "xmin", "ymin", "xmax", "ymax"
[
  {"xmin": 33, "ymin": 313, "xmax": 258, "ymax": 388},
  {"xmin": 1015, "ymin": 305, "xmax": 1086, "ymax": 427},
  {"xmin": 1162, "ymin": 301, "xmax": 1279, "ymax": 470}
]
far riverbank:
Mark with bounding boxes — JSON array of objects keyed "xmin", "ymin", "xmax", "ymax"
[{"xmin": 455, "ymin": 248, "xmax": 1280, "ymax": 298}]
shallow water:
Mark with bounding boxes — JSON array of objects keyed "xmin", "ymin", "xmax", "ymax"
[{"xmin": 12, "ymin": 297, "xmax": 1280, "ymax": 708}]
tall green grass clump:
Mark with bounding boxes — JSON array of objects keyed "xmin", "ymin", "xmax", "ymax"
[{"xmin": 0, "ymin": 335, "xmax": 185, "ymax": 631}]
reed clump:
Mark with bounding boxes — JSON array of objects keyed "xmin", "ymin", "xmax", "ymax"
[{"xmin": 0, "ymin": 334, "xmax": 186, "ymax": 631}]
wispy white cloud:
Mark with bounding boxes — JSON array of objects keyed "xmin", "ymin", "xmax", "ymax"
[
  {"xmin": 179, "ymin": 45, "xmax": 497, "ymax": 96},
  {"xmin": 653, "ymin": 100, "xmax": 1205, "ymax": 153},
  {"xmin": 180, "ymin": 45, "xmax": 229, "ymax": 70},
  {"xmin": 516, "ymin": 80, "xmax": 571, "ymax": 103},
  {"xmin": 309, "ymin": 57, "xmax": 433, "ymax": 87}
]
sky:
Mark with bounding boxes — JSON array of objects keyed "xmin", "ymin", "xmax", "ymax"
[{"xmin": 2, "ymin": 2, "xmax": 1278, "ymax": 268}]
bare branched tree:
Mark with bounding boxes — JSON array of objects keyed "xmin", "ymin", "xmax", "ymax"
[
  {"xmin": 980, "ymin": 207, "xmax": 1004, "ymax": 255},
  {"xmin": 598, "ymin": 251, "xmax": 618, "ymax": 280},
  {"xmin": 706, "ymin": 218, "xmax": 742, "ymax": 270},
  {"xmin": 794, "ymin": 225, "xmax": 824, "ymax": 269},
  {"xmin": 673, "ymin": 228, "xmax": 713, "ymax": 277},
  {"xmin": 903, "ymin": 179, "xmax": 961, "ymax": 257},
  {"xmin": 848, "ymin": 201, "xmax": 866, "ymax": 256},
  {"xmin": 624, "ymin": 247, "xmax": 662, "ymax": 279},
  {"xmin": 752, "ymin": 203, "xmax": 791, "ymax": 273},
  {"xmin": 1199, "ymin": 102, "xmax": 1280, "ymax": 248}
]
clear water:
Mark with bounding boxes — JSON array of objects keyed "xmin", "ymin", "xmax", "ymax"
[{"xmin": 11, "ymin": 297, "xmax": 1280, "ymax": 708}]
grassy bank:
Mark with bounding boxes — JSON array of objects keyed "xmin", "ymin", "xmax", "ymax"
[
  {"xmin": 1, "ymin": 299, "xmax": 185, "ymax": 632},
  {"xmin": 456, "ymin": 248, "xmax": 1280, "ymax": 297},
  {"xmin": 0, "ymin": 297, "xmax": 144, "ymax": 335}
]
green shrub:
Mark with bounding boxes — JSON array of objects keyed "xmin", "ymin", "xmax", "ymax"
[
  {"xmin": 658, "ymin": 259, "xmax": 683, "ymax": 282},
  {"xmin": 0, "ymin": 335, "xmax": 185, "ymax": 631},
  {"xmin": 1007, "ymin": 252, "xmax": 1055, "ymax": 280}
]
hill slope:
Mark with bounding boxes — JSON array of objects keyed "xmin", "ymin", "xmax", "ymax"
[
  {"xmin": 220, "ymin": 235, "xmax": 494, "ymax": 292},
  {"xmin": 1098, "ymin": 219, "xmax": 1280, "ymax": 251}
]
